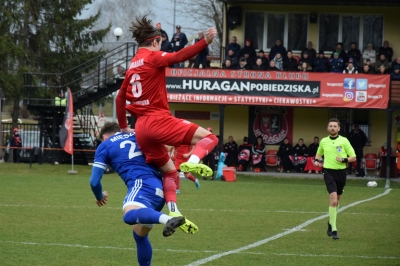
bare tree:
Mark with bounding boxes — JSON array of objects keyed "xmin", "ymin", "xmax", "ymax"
[
  {"xmin": 174, "ymin": 0, "xmax": 223, "ymax": 55},
  {"xmin": 89, "ymin": 0, "xmax": 155, "ymax": 44}
]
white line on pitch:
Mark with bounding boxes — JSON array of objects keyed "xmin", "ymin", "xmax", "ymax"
[
  {"xmin": 186, "ymin": 189, "xmax": 392, "ymax": 266},
  {"xmin": 0, "ymin": 240, "xmax": 398, "ymax": 260},
  {"xmin": 0, "ymin": 204, "xmax": 397, "ymax": 216}
]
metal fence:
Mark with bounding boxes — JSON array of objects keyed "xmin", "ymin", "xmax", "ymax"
[{"xmin": 1, "ymin": 123, "xmax": 50, "ymax": 162}]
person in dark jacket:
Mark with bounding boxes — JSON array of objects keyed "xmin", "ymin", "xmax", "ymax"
[
  {"xmin": 160, "ymin": 34, "xmax": 173, "ymax": 53},
  {"xmin": 251, "ymin": 136, "xmax": 266, "ymax": 172},
  {"xmin": 236, "ymin": 57, "xmax": 250, "ymax": 70},
  {"xmin": 378, "ymin": 40, "xmax": 394, "ymax": 63},
  {"xmin": 257, "ymin": 50, "xmax": 269, "ymax": 68},
  {"xmin": 171, "ymin": 25, "xmax": 188, "ymax": 67},
  {"xmin": 269, "ymin": 39, "xmax": 287, "ymax": 60},
  {"xmin": 331, "ymin": 42, "xmax": 348, "ymax": 63},
  {"xmin": 252, "ymin": 58, "xmax": 266, "ymax": 70},
  {"xmin": 268, "ymin": 60, "xmax": 280, "ymax": 71},
  {"xmin": 299, "ymin": 51, "xmax": 313, "ymax": 68},
  {"xmin": 222, "ymin": 59, "xmax": 235, "ymax": 69},
  {"xmin": 347, "ymin": 124, "xmax": 368, "ymax": 175},
  {"xmin": 193, "ymin": 30, "xmax": 209, "ymax": 68},
  {"xmin": 301, "ymin": 41, "xmax": 317, "ymax": 63},
  {"xmin": 155, "ymin": 22, "xmax": 168, "ymax": 41},
  {"xmin": 360, "ymin": 64, "xmax": 374, "ymax": 74},
  {"xmin": 225, "ymin": 36, "xmax": 241, "ymax": 59},
  {"xmin": 313, "ymin": 51, "xmax": 329, "ymax": 72},
  {"xmin": 239, "ymin": 38, "xmax": 257, "ymax": 59},
  {"xmin": 223, "ymin": 136, "xmax": 238, "ymax": 167},
  {"xmin": 347, "ymin": 42, "xmax": 361, "ymax": 66},
  {"xmin": 292, "ymin": 138, "xmax": 308, "ymax": 172},
  {"xmin": 9, "ymin": 128, "xmax": 22, "ymax": 163},
  {"xmin": 391, "ymin": 65, "xmax": 400, "ymax": 80},
  {"xmin": 277, "ymin": 137, "xmax": 293, "ymax": 172},
  {"xmin": 330, "ymin": 52, "xmax": 344, "ymax": 73},
  {"xmin": 237, "ymin": 137, "xmax": 253, "ymax": 171},
  {"xmin": 225, "ymin": 49, "xmax": 239, "ymax": 68},
  {"xmin": 283, "ymin": 50, "xmax": 298, "ymax": 71}
]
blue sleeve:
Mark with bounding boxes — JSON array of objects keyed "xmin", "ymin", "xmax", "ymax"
[
  {"xmin": 90, "ymin": 167, "xmax": 105, "ymax": 201},
  {"xmin": 90, "ymin": 142, "xmax": 109, "ymax": 201}
]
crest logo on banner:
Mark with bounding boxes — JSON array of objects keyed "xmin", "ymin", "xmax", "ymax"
[{"xmin": 250, "ymin": 107, "xmax": 293, "ymax": 145}]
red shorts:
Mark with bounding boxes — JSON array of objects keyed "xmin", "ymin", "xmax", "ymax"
[{"xmin": 135, "ymin": 115, "xmax": 198, "ymax": 167}]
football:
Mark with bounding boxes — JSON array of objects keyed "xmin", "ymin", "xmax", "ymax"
[{"xmin": 367, "ymin": 181, "xmax": 378, "ymax": 188}]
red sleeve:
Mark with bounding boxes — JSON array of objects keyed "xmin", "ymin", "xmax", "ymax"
[
  {"xmin": 116, "ymin": 76, "xmax": 130, "ymax": 129},
  {"xmin": 150, "ymin": 38, "xmax": 208, "ymax": 66}
]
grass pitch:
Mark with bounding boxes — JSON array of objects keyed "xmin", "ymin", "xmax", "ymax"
[{"xmin": 0, "ymin": 163, "xmax": 399, "ymax": 266}]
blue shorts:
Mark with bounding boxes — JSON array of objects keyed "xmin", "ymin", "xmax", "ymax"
[{"xmin": 122, "ymin": 176, "xmax": 165, "ymax": 212}]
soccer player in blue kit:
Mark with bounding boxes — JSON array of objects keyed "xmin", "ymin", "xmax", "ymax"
[{"xmin": 90, "ymin": 122, "xmax": 196, "ymax": 265}]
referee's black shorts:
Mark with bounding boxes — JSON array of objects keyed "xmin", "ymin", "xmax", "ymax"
[{"xmin": 323, "ymin": 168, "xmax": 347, "ymax": 195}]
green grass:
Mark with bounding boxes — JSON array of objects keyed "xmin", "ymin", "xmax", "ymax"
[{"xmin": 0, "ymin": 164, "xmax": 399, "ymax": 266}]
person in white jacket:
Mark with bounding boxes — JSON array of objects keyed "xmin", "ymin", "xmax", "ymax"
[{"xmin": 362, "ymin": 44, "xmax": 376, "ymax": 64}]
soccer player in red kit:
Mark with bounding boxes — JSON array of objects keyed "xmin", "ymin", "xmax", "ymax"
[
  {"xmin": 115, "ymin": 16, "xmax": 218, "ymax": 231},
  {"xmin": 171, "ymin": 145, "xmax": 200, "ymax": 194}
]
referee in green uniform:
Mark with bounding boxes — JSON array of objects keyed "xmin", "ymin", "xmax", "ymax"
[{"xmin": 314, "ymin": 118, "xmax": 356, "ymax": 240}]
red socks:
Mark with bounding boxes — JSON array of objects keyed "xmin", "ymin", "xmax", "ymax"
[
  {"xmin": 185, "ymin": 172, "xmax": 196, "ymax": 182},
  {"xmin": 191, "ymin": 134, "xmax": 218, "ymax": 160},
  {"xmin": 162, "ymin": 170, "xmax": 178, "ymax": 203}
]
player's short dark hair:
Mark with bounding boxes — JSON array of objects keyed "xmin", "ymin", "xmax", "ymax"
[
  {"xmin": 130, "ymin": 15, "xmax": 161, "ymax": 47},
  {"xmin": 100, "ymin": 122, "xmax": 120, "ymax": 139},
  {"xmin": 328, "ymin": 118, "xmax": 340, "ymax": 126}
]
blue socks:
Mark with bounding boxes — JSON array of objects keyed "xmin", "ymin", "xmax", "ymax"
[
  {"xmin": 134, "ymin": 231, "xmax": 152, "ymax": 266},
  {"xmin": 123, "ymin": 208, "xmax": 162, "ymax": 225}
]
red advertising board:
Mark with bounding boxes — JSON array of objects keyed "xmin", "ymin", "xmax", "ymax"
[{"xmin": 165, "ymin": 68, "xmax": 390, "ymax": 109}]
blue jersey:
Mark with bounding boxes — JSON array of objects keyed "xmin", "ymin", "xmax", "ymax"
[{"xmin": 90, "ymin": 132, "xmax": 161, "ymax": 200}]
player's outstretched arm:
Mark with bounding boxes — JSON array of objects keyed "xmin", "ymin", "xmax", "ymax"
[{"xmin": 162, "ymin": 28, "xmax": 217, "ymax": 66}]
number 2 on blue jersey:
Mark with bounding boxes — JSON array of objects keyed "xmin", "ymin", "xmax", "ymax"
[{"xmin": 120, "ymin": 140, "xmax": 143, "ymax": 159}]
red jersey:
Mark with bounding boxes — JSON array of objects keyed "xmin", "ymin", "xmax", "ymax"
[{"xmin": 116, "ymin": 39, "xmax": 208, "ymax": 129}]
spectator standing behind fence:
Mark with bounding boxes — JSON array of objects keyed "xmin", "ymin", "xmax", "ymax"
[
  {"xmin": 155, "ymin": 22, "xmax": 168, "ymax": 40},
  {"xmin": 277, "ymin": 137, "xmax": 293, "ymax": 172},
  {"xmin": 243, "ymin": 52, "xmax": 256, "ymax": 69},
  {"xmin": 160, "ymin": 34, "xmax": 173, "ymax": 53},
  {"xmin": 237, "ymin": 137, "xmax": 253, "ymax": 171},
  {"xmin": 225, "ymin": 36, "xmax": 241, "ymax": 59},
  {"xmin": 362, "ymin": 44, "xmax": 376, "ymax": 66},
  {"xmin": 9, "ymin": 128, "xmax": 22, "ymax": 163},
  {"xmin": 378, "ymin": 40, "xmax": 394, "ymax": 63},
  {"xmin": 171, "ymin": 25, "xmax": 188, "ymax": 68},
  {"xmin": 313, "ymin": 51, "xmax": 329, "ymax": 72},
  {"xmin": 269, "ymin": 39, "xmax": 287, "ymax": 61},
  {"xmin": 283, "ymin": 50, "xmax": 298, "ymax": 71},
  {"xmin": 223, "ymin": 136, "xmax": 238, "ymax": 167},
  {"xmin": 347, "ymin": 124, "xmax": 368, "ymax": 175},
  {"xmin": 192, "ymin": 30, "xmax": 208, "ymax": 69},
  {"xmin": 222, "ymin": 59, "xmax": 234, "ymax": 69}
]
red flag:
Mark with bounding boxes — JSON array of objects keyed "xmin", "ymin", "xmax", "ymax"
[{"xmin": 59, "ymin": 88, "xmax": 74, "ymax": 155}]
